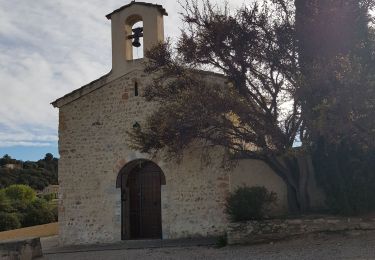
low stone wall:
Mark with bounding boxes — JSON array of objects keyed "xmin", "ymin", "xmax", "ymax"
[
  {"xmin": 0, "ymin": 237, "xmax": 42, "ymax": 260},
  {"xmin": 227, "ymin": 216, "xmax": 375, "ymax": 245},
  {"xmin": 0, "ymin": 223, "xmax": 58, "ymax": 241}
]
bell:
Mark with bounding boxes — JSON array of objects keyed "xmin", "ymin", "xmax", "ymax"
[
  {"xmin": 128, "ymin": 27, "xmax": 143, "ymax": 48},
  {"xmin": 132, "ymin": 38, "xmax": 141, "ymax": 48}
]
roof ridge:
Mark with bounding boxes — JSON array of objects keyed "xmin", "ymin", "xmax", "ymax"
[{"xmin": 106, "ymin": 2, "xmax": 168, "ymax": 19}]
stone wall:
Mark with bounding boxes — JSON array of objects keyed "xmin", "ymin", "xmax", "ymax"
[
  {"xmin": 0, "ymin": 223, "xmax": 58, "ymax": 241},
  {"xmin": 0, "ymin": 238, "xmax": 42, "ymax": 260},
  {"xmin": 228, "ymin": 216, "xmax": 375, "ymax": 245}
]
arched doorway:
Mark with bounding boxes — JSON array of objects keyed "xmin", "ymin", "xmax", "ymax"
[{"xmin": 117, "ymin": 159, "xmax": 166, "ymax": 240}]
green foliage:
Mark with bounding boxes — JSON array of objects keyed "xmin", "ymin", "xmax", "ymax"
[
  {"xmin": 4, "ymin": 184, "xmax": 36, "ymax": 203},
  {"xmin": 4, "ymin": 184, "xmax": 36, "ymax": 213},
  {"xmin": 22, "ymin": 198, "xmax": 57, "ymax": 227},
  {"xmin": 0, "ymin": 212, "xmax": 21, "ymax": 231},
  {"xmin": 314, "ymin": 140, "xmax": 375, "ymax": 216},
  {"xmin": 225, "ymin": 186, "xmax": 277, "ymax": 222},
  {"xmin": 44, "ymin": 153, "xmax": 54, "ymax": 162},
  {"xmin": 0, "ymin": 190, "xmax": 12, "ymax": 213},
  {"xmin": 0, "ymin": 183, "xmax": 58, "ymax": 231},
  {"xmin": 0, "ymin": 153, "xmax": 58, "ymax": 190}
]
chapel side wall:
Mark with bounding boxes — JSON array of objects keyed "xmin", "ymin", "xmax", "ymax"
[{"xmin": 57, "ymin": 71, "xmax": 231, "ymax": 245}]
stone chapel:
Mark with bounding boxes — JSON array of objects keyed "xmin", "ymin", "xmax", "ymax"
[{"xmin": 52, "ymin": 2, "xmax": 290, "ymax": 245}]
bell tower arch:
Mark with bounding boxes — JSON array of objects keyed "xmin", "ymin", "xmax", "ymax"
[{"xmin": 106, "ymin": 2, "xmax": 168, "ymax": 76}]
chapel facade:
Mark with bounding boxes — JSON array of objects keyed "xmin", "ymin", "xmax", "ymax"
[{"xmin": 52, "ymin": 2, "xmax": 288, "ymax": 245}]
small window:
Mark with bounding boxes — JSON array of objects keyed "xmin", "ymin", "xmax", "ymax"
[{"xmin": 134, "ymin": 81, "xmax": 139, "ymax": 96}]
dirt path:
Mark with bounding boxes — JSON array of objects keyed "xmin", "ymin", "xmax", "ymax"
[{"xmin": 42, "ymin": 231, "xmax": 375, "ymax": 260}]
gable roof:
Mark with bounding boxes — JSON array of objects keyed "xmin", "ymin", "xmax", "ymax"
[
  {"xmin": 51, "ymin": 72, "xmax": 111, "ymax": 108},
  {"xmin": 51, "ymin": 69, "xmax": 227, "ymax": 108},
  {"xmin": 106, "ymin": 1, "xmax": 168, "ymax": 19}
]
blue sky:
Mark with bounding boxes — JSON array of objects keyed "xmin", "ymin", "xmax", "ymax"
[{"xmin": 0, "ymin": 0, "xmax": 245, "ymax": 161}]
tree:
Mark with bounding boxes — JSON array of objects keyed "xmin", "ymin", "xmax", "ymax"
[
  {"xmin": 295, "ymin": 0, "xmax": 375, "ymax": 214},
  {"xmin": 44, "ymin": 153, "xmax": 54, "ymax": 162},
  {"xmin": 38, "ymin": 153, "xmax": 58, "ymax": 185},
  {"xmin": 0, "ymin": 154, "xmax": 15, "ymax": 166},
  {"xmin": 128, "ymin": 0, "xmax": 309, "ymax": 212},
  {"xmin": 295, "ymin": 0, "xmax": 375, "ymax": 145},
  {"xmin": 0, "ymin": 153, "xmax": 58, "ymax": 190}
]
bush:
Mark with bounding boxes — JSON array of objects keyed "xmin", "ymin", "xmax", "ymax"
[
  {"xmin": 22, "ymin": 198, "xmax": 57, "ymax": 227},
  {"xmin": 0, "ymin": 212, "xmax": 21, "ymax": 231},
  {"xmin": 5, "ymin": 184, "xmax": 36, "ymax": 203},
  {"xmin": 225, "ymin": 186, "xmax": 277, "ymax": 222}
]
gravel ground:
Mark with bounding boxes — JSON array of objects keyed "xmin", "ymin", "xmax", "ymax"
[{"xmin": 42, "ymin": 231, "xmax": 375, "ymax": 260}]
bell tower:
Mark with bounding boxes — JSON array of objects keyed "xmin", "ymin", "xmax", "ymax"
[{"xmin": 106, "ymin": 1, "xmax": 167, "ymax": 76}]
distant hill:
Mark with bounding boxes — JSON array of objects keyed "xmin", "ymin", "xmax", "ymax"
[{"xmin": 0, "ymin": 153, "xmax": 58, "ymax": 190}]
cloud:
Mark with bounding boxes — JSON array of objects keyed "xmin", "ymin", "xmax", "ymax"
[
  {"xmin": 0, "ymin": 0, "xmax": 245, "ymax": 150},
  {"xmin": 0, "ymin": 141, "xmax": 53, "ymax": 148},
  {"xmin": 0, "ymin": 0, "xmax": 116, "ymax": 148}
]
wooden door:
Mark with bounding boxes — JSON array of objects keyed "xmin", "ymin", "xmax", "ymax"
[{"xmin": 127, "ymin": 162, "xmax": 162, "ymax": 239}]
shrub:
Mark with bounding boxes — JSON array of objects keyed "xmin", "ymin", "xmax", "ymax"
[
  {"xmin": 225, "ymin": 186, "xmax": 277, "ymax": 222},
  {"xmin": 4, "ymin": 184, "xmax": 36, "ymax": 203},
  {"xmin": 4, "ymin": 184, "xmax": 36, "ymax": 212},
  {"xmin": 0, "ymin": 212, "xmax": 21, "ymax": 231},
  {"xmin": 22, "ymin": 198, "xmax": 57, "ymax": 227}
]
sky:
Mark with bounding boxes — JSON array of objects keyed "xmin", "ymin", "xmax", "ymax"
[{"xmin": 0, "ymin": 0, "xmax": 246, "ymax": 161}]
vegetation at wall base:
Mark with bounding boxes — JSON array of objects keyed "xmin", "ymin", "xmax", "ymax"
[{"xmin": 225, "ymin": 186, "xmax": 277, "ymax": 222}]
